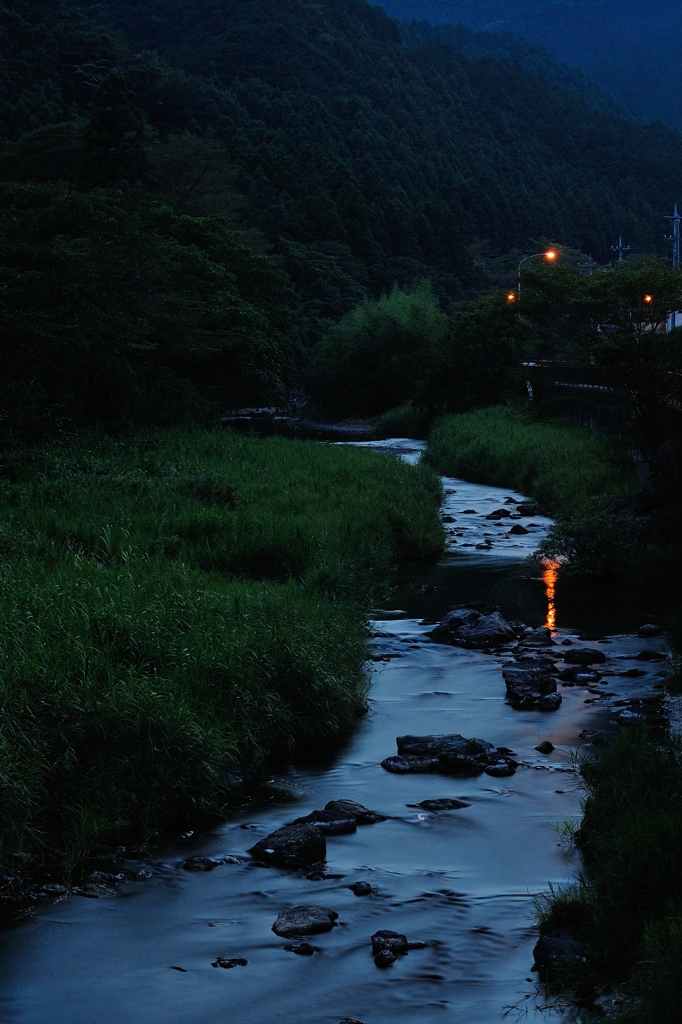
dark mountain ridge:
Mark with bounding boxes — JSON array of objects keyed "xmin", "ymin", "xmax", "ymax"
[{"xmin": 379, "ymin": 0, "xmax": 682, "ymax": 128}]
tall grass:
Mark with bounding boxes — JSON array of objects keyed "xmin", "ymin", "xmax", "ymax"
[
  {"xmin": 0, "ymin": 429, "xmax": 444, "ymax": 855},
  {"xmin": 537, "ymin": 726, "xmax": 682, "ymax": 1020},
  {"xmin": 425, "ymin": 406, "xmax": 638, "ymax": 516}
]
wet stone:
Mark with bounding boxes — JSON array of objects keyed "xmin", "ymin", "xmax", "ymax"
[
  {"xmin": 40, "ymin": 883, "xmax": 67, "ymax": 895},
  {"xmin": 408, "ymin": 798, "xmax": 470, "ymax": 811},
  {"xmin": 182, "ymin": 856, "xmax": 221, "ymax": 871},
  {"xmin": 563, "ymin": 648, "xmax": 606, "ymax": 665},
  {"xmin": 283, "ymin": 942, "xmax": 315, "ymax": 955},
  {"xmin": 559, "ymin": 666, "xmax": 601, "ymax": 683},
  {"xmin": 291, "ymin": 809, "xmax": 356, "ymax": 835},
  {"xmin": 428, "ymin": 608, "xmax": 516, "ymax": 648},
  {"xmin": 323, "ymin": 799, "xmax": 387, "ymax": 825},
  {"xmin": 638, "ymin": 624, "xmax": 663, "ymax": 637},
  {"xmin": 371, "ymin": 930, "xmax": 409, "ymax": 956},
  {"xmin": 272, "ymin": 905, "xmax": 338, "ymax": 938},
  {"xmin": 533, "ymin": 933, "xmax": 585, "ymax": 971},
  {"xmin": 249, "ymin": 824, "xmax": 326, "ymax": 869},
  {"xmin": 374, "ymin": 949, "xmax": 396, "ymax": 968},
  {"xmin": 535, "ymin": 741, "xmax": 555, "ymax": 754},
  {"xmin": 382, "ymin": 734, "xmax": 516, "ymax": 776},
  {"xmin": 637, "ymin": 649, "xmax": 665, "ymax": 661},
  {"xmin": 348, "ymin": 881, "xmax": 374, "ymax": 896},
  {"xmin": 509, "ymin": 524, "xmax": 529, "ymax": 535},
  {"xmin": 212, "ymin": 957, "xmax": 248, "ymax": 969},
  {"xmin": 502, "ymin": 656, "xmax": 562, "ymax": 711}
]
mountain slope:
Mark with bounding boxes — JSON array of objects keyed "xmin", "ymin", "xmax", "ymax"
[
  {"xmin": 379, "ymin": 0, "xmax": 682, "ymax": 128},
  {"xmin": 72, "ymin": 0, "xmax": 682, "ymax": 277}
]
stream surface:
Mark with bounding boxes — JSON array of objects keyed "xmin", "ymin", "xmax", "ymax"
[{"xmin": 0, "ymin": 440, "xmax": 668, "ymax": 1024}]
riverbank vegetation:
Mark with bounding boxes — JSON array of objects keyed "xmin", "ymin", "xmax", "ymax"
[
  {"xmin": 537, "ymin": 725, "xmax": 682, "ymax": 1021},
  {"xmin": 0, "ymin": 429, "xmax": 443, "ymax": 858},
  {"xmin": 424, "ymin": 407, "xmax": 638, "ymax": 516}
]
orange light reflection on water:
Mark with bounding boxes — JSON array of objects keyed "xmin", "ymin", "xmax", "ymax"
[{"xmin": 542, "ymin": 559, "xmax": 560, "ymax": 631}]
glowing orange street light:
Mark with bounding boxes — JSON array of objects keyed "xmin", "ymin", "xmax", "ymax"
[
  {"xmin": 507, "ymin": 292, "xmax": 516, "ymax": 302},
  {"xmin": 644, "ymin": 294, "xmax": 653, "ymax": 303},
  {"xmin": 517, "ymin": 248, "xmax": 559, "ymax": 297}
]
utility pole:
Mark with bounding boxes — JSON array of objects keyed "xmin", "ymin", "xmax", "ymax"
[
  {"xmin": 665, "ymin": 203, "xmax": 681, "ymax": 330},
  {"xmin": 577, "ymin": 255, "xmax": 596, "ymax": 276},
  {"xmin": 610, "ymin": 236, "xmax": 631, "ymax": 262},
  {"xmin": 664, "ymin": 203, "xmax": 681, "ymax": 267}
]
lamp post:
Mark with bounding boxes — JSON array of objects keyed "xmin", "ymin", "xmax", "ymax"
[{"xmin": 517, "ymin": 249, "xmax": 557, "ymax": 299}]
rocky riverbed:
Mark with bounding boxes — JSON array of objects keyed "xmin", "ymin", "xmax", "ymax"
[{"xmin": 0, "ymin": 446, "xmax": 670, "ymax": 1024}]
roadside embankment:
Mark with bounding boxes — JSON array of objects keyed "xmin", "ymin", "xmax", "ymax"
[{"xmin": 0, "ymin": 429, "xmax": 444, "ymax": 863}]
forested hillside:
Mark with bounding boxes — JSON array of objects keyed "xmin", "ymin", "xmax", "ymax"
[
  {"xmin": 380, "ymin": 0, "xmax": 682, "ymax": 128},
  {"xmin": 1, "ymin": 0, "xmax": 682, "ymax": 427}
]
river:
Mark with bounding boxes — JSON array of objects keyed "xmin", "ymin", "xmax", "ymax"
[{"xmin": 0, "ymin": 440, "xmax": 668, "ymax": 1024}]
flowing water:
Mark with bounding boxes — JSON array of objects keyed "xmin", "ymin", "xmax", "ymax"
[{"xmin": 0, "ymin": 441, "xmax": 668, "ymax": 1024}]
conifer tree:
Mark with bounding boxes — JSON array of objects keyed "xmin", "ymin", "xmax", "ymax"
[{"xmin": 82, "ymin": 71, "xmax": 152, "ymax": 187}]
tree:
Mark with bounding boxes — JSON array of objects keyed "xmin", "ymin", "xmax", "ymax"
[
  {"xmin": 522, "ymin": 257, "xmax": 682, "ymax": 454},
  {"xmin": 81, "ymin": 71, "xmax": 153, "ymax": 187}
]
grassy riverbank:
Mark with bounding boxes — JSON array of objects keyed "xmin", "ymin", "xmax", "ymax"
[
  {"xmin": 424, "ymin": 407, "xmax": 638, "ymax": 517},
  {"xmin": 423, "ymin": 407, "xmax": 682, "ymax": 583},
  {"xmin": 537, "ymin": 726, "xmax": 682, "ymax": 1021},
  {"xmin": 0, "ymin": 429, "xmax": 443, "ymax": 859}
]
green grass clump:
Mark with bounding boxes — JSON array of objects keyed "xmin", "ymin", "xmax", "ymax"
[
  {"xmin": 0, "ymin": 428, "xmax": 444, "ymax": 855},
  {"xmin": 424, "ymin": 406, "xmax": 638, "ymax": 516},
  {"xmin": 538, "ymin": 726, "xmax": 682, "ymax": 1019}
]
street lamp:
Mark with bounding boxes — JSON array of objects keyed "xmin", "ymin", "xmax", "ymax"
[{"xmin": 517, "ymin": 249, "xmax": 557, "ymax": 298}]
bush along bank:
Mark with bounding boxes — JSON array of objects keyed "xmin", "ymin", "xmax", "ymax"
[
  {"xmin": 534, "ymin": 724, "xmax": 682, "ymax": 1021},
  {"xmin": 0, "ymin": 428, "xmax": 444, "ymax": 905}
]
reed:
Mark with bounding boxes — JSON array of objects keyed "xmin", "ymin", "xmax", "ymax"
[{"xmin": 0, "ymin": 428, "xmax": 444, "ymax": 855}]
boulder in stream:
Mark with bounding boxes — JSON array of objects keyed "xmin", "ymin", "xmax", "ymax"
[
  {"xmin": 563, "ymin": 648, "xmax": 606, "ymax": 665},
  {"xmin": 428, "ymin": 609, "xmax": 516, "ymax": 648},
  {"xmin": 638, "ymin": 624, "xmax": 663, "ymax": 637},
  {"xmin": 382, "ymin": 734, "xmax": 517, "ymax": 776},
  {"xmin": 181, "ymin": 856, "xmax": 221, "ymax": 871},
  {"xmin": 324, "ymin": 799, "xmax": 387, "ymax": 825},
  {"xmin": 502, "ymin": 656, "xmax": 562, "ymax": 711},
  {"xmin": 272, "ymin": 905, "xmax": 338, "ymax": 937},
  {"xmin": 249, "ymin": 824, "xmax": 326, "ymax": 868},
  {"xmin": 291, "ymin": 808, "xmax": 357, "ymax": 835},
  {"xmin": 533, "ymin": 931, "xmax": 585, "ymax": 971},
  {"xmin": 407, "ymin": 798, "xmax": 470, "ymax": 811}
]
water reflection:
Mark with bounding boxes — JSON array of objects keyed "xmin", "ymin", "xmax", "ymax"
[{"xmin": 542, "ymin": 559, "xmax": 560, "ymax": 630}]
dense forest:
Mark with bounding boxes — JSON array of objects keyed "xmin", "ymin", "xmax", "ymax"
[
  {"xmin": 1, "ymin": 0, "xmax": 682, "ymax": 427},
  {"xmin": 381, "ymin": 0, "xmax": 682, "ymax": 128}
]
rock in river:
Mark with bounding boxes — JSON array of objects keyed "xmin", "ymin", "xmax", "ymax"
[
  {"xmin": 382, "ymin": 734, "xmax": 516, "ymax": 776},
  {"xmin": 533, "ymin": 932, "xmax": 585, "ymax": 970},
  {"xmin": 349, "ymin": 881, "xmax": 374, "ymax": 896},
  {"xmin": 291, "ymin": 808, "xmax": 357, "ymax": 835},
  {"xmin": 535, "ymin": 741, "xmax": 555, "ymax": 754},
  {"xmin": 272, "ymin": 905, "xmax": 338, "ymax": 937},
  {"xmin": 563, "ymin": 648, "xmax": 606, "ymax": 665},
  {"xmin": 502, "ymin": 656, "xmax": 562, "ymax": 711},
  {"xmin": 408, "ymin": 798, "xmax": 470, "ymax": 811},
  {"xmin": 428, "ymin": 608, "xmax": 516, "ymax": 648},
  {"xmin": 323, "ymin": 799, "xmax": 387, "ymax": 825},
  {"xmin": 249, "ymin": 824, "xmax": 326, "ymax": 868},
  {"xmin": 182, "ymin": 856, "xmax": 221, "ymax": 871}
]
